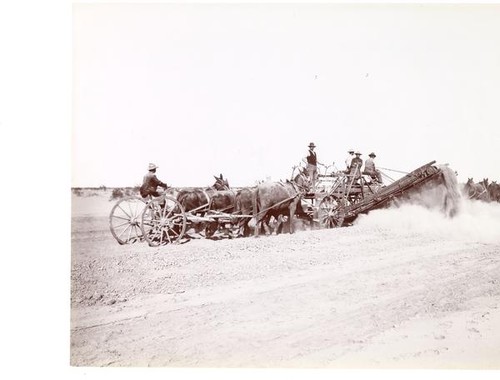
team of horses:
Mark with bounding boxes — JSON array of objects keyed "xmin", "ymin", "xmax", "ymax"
[
  {"xmin": 462, "ymin": 178, "xmax": 500, "ymax": 203},
  {"xmin": 169, "ymin": 171, "xmax": 314, "ymax": 239}
]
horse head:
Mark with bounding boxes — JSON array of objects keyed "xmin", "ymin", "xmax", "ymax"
[
  {"xmin": 212, "ymin": 174, "xmax": 230, "ymax": 191},
  {"xmin": 462, "ymin": 178, "xmax": 475, "ymax": 198},
  {"xmin": 481, "ymin": 178, "xmax": 489, "ymax": 189}
]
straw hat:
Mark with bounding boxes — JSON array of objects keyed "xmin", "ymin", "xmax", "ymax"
[
  {"xmin": 148, "ymin": 163, "xmax": 158, "ymax": 170},
  {"xmin": 369, "ymin": 152, "xmax": 376, "ymax": 158},
  {"xmin": 355, "ymin": 151, "xmax": 362, "ymax": 155},
  {"xmin": 348, "ymin": 149, "xmax": 354, "ymax": 153}
]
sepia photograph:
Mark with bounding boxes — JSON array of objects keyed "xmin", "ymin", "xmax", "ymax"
[{"xmin": 68, "ymin": 1, "xmax": 500, "ymax": 374}]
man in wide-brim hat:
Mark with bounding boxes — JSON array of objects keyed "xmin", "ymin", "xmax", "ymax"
[
  {"xmin": 363, "ymin": 152, "xmax": 383, "ymax": 184},
  {"xmin": 303, "ymin": 142, "xmax": 319, "ymax": 187},
  {"xmin": 140, "ymin": 162, "xmax": 169, "ymax": 198},
  {"xmin": 349, "ymin": 151, "xmax": 363, "ymax": 177}
]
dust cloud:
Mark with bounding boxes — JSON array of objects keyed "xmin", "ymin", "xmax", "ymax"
[
  {"xmin": 356, "ymin": 198, "xmax": 500, "ymax": 244},
  {"xmin": 356, "ymin": 165, "xmax": 500, "ymax": 244}
]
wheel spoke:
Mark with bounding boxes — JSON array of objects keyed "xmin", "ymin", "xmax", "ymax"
[
  {"xmin": 164, "ymin": 207, "xmax": 175, "ymax": 219},
  {"xmin": 170, "ymin": 225, "xmax": 179, "ymax": 237},
  {"xmin": 127, "ymin": 222, "xmax": 132, "ymax": 242},
  {"xmin": 153, "ymin": 224, "xmax": 162, "ymax": 240},
  {"xmin": 165, "ymin": 229, "xmax": 172, "ymax": 244},
  {"xmin": 127, "ymin": 200, "xmax": 135, "ymax": 218},
  {"xmin": 117, "ymin": 223, "xmax": 132, "ymax": 239},
  {"xmin": 112, "ymin": 220, "xmax": 130, "ymax": 229},
  {"xmin": 117, "ymin": 204, "xmax": 131, "ymax": 219},
  {"xmin": 142, "ymin": 204, "xmax": 162, "ymax": 246},
  {"xmin": 132, "ymin": 224, "xmax": 141, "ymax": 241},
  {"xmin": 159, "ymin": 226, "xmax": 165, "ymax": 245},
  {"xmin": 112, "ymin": 215, "xmax": 131, "ymax": 222},
  {"xmin": 150, "ymin": 224, "xmax": 161, "ymax": 242}
]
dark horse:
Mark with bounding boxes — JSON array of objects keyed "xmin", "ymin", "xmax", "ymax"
[
  {"xmin": 176, "ymin": 174, "xmax": 236, "ymax": 238},
  {"xmin": 249, "ymin": 170, "xmax": 312, "ymax": 236},
  {"xmin": 488, "ymin": 181, "xmax": 500, "ymax": 203},
  {"xmin": 463, "ymin": 178, "xmax": 490, "ymax": 202}
]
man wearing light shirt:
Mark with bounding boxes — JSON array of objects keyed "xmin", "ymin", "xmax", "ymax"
[{"xmin": 345, "ymin": 149, "xmax": 355, "ymax": 172}]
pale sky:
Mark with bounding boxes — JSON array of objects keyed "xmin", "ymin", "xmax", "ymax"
[{"xmin": 73, "ymin": 3, "xmax": 500, "ymax": 188}]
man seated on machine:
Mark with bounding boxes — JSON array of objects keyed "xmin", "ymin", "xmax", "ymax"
[{"xmin": 363, "ymin": 152, "xmax": 383, "ymax": 184}]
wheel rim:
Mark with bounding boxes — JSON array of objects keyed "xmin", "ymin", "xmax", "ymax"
[
  {"xmin": 109, "ymin": 197, "xmax": 147, "ymax": 244},
  {"xmin": 318, "ymin": 196, "xmax": 345, "ymax": 228},
  {"xmin": 141, "ymin": 195, "xmax": 187, "ymax": 246}
]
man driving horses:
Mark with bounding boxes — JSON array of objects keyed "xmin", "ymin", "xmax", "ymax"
[{"xmin": 140, "ymin": 163, "xmax": 169, "ymax": 198}]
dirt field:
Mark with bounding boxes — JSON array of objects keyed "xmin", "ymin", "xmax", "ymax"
[{"xmin": 70, "ymin": 191, "xmax": 500, "ymax": 368}]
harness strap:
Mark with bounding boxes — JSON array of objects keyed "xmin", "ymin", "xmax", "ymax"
[
  {"xmin": 202, "ymin": 189, "xmax": 212, "ymax": 209},
  {"xmin": 468, "ymin": 187, "xmax": 477, "ymax": 199},
  {"xmin": 467, "ymin": 184, "xmax": 486, "ymax": 199},
  {"xmin": 255, "ymin": 194, "xmax": 300, "ymax": 220}
]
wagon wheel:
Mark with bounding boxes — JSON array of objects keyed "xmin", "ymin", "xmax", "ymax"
[
  {"xmin": 318, "ymin": 196, "xmax": 346, "ymax": 228},
  {"xmin": 141, "ymin": 195, "xmax": 187, "ymax": 247},
  {"xmin": 109, "ymin": 196, "xmax": 147, "ymax": 245}
]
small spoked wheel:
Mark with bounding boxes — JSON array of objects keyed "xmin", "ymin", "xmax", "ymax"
[
  {"xmin": 318, "ymin": 196, "xmax": 345, "ymax": 228},
  {"xmin": 109, "ymin": 196, "xmax": 147, "ymax": 245},
  {"xmin": 141, "ymin": 195, "xmax": 187, "ymax": 246}
]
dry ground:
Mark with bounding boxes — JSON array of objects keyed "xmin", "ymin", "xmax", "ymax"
[{"xmin": 70, "ymin": 191, "xmax": 500, "ymax": 368}]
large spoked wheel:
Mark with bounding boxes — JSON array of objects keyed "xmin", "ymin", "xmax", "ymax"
[
  {"xmin": 141, "ymin": 195, "xmax": 187, "ymax": 247},
  {"xmin": 109, "ymin": 196, "xmax": 147, "ymax": 245},
  {"xmin": 318, "ymin": 196, "xmax": 345, "ymax": 228}
]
